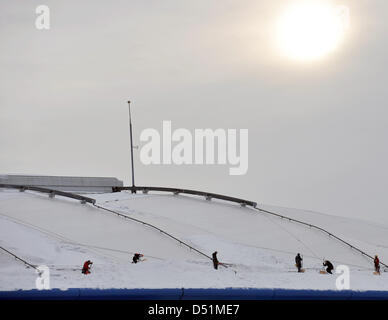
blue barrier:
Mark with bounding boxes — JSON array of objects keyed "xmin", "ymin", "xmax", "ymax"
[{"xmin": 1, "ymin": 288, "xmax": 388, "ymax": 300}]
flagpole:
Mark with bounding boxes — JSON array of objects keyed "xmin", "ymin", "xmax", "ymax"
[{"xmin": 127, "ymin": 100, "xmax": 136, "ymax": 193}]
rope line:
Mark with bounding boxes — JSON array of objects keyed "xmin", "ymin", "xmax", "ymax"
[
  {"xmin": 0, "ymin": 246, "xmax": 37, "ymax": 270},
  {"xmin": 0, "ymin": 212, "xmax": 123, "ymax": 263},
  {"xmin": 261, "ymin": 213, "xmax": 321, "ymax": 260},
  {"xmin": 254, "ymin": 207, "xmax": 387, "ymax": 269},
  {"xmin": 93, "ymin": 204, "xmax": 214, "ymax": 262},
  {"xmin": 92, "ymin": 204, "xmax": 236, "ymax": 272}
]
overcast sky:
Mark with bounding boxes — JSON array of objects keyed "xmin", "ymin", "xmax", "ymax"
[{"xmin": 1, "ymin": 0, "xmax": 388, "ymax": 223}]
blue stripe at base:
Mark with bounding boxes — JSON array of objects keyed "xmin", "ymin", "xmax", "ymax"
[{"xmin": 1, "ymin": 288, "xmax": 388, "ymax": 300}]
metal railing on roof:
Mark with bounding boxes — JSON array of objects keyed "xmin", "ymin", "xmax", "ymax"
[
  {"xmin": 113, "ymin": 186, "xmax": 257, "ymax": 208},
  {"xmin": 0, "ymin": 184, "xmax": 96, "ymax": 204}
]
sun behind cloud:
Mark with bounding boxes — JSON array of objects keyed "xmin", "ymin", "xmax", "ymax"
[{"xmin": 275, "ymin": 1, "xmax": 349, "ymax": 61}]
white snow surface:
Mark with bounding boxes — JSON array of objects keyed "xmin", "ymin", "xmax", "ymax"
[{"xmin": 0, "ymin": 188, "xmax": 387, "ymax": 291}]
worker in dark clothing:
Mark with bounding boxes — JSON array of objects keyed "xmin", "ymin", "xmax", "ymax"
[
  {"xmin": 212, "ymin": 251, "xmax": 219, "ymax": 270},
  {"xmin": 295, "ymin": 253, "xmax": 303, "ymax": 272},
  {"xmin": 323, "ymin": 260, "xmax": 334, "ymax": 274},
  {"xmin": 374, "ymin": 255, "xmax": 380, "ymax": 274},
  {"xmin": 82, "ymin": 260, "xmax": 93, "ymax": 275},
  {"xmin": 132, "ymin": 253, "xmax": 143, "ymax": 264}
]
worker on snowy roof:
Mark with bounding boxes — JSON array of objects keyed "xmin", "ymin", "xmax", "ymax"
[
  {"xmin": 295, "ymin": 253, "xmax": 303, "ymax": 273},
  {"xmin": 132, "ymin": 253, "xmax": 144, "ymax": 264},
  {"xmin": 82, "ymin": 260, "xmax": 93, "ymax": 275},
  {"xmin": 212, "ymin": 251, "xmax": 219, "ymax": 270},
  {"xmin": 374, "ymin": 255, "xmax": 380, "ymax": 274},
  {"xmin": 323, "ymin": 260, "xmax": 334, "ymax": 274}
]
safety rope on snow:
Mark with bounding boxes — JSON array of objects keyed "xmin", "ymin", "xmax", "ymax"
[
  {"xmin": 93, "ymin": 204, "xmax": 214, "ymax": 262},
  {"xmin": 261, "ymin": 213, "xmax": 322, "ymax": 260},
  {"xmin": 0, "ymin": 212, "xmax": 125, "ymax": 263},
  {"xmin": 93, "ymin": 204, "xmax": 236, "ymax": 272},
  {"xmin": 0, "ymin": 212, "xmax": 166, "ymax": 272},
  {"xmin": 0, "ymin": 246, "xmax": 37, "ymax": 270},
  {"xmin": 254, "ymin": 207, "xmax": 388, "ymax": 269}
]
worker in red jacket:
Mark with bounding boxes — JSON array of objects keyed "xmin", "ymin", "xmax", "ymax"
[
  {"xmin": 374, "ymin": 255, "xmax": 380, "ymax": 274},
  {"xmin": 82, "ymin": 260, "xmax": 93, "ymax": 275}
]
